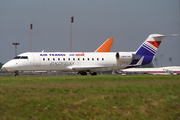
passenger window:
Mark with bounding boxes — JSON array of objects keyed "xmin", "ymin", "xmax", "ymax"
[
  {"xmin": 68, "ymin": 58, "xmax": 70, "ymax": 61},
  {"xmin": 83, "ymin": 58, "xmax": 85, "ymax": 61},
  {"xmin": 97, "ymin": 58, "xmax": 99, "ymax": 61},
  {"xmin": 58, "ymin": 58, "xmax": 60, "ymax": 61},
  {"xmin": 53, "ymin": 58, "xmax": 55, "ymax": 61},
  {"xmin": 73, "ymin": 58, "xmax": 75, "ymax": 61},
  {"xmin": 87, "ymin": 58, "xmax": 89, "ymax": 61},
  {"xmin": 102, "ymin": 58, "xmax": 104, "ymax": 61},
  {"xmin": 63, "ymin": 58, "xmax": 65, "ymax": 61},
  {"xmin": 48, "ymin": 58, "xmax": 50, "ymax": 61},
  {"xmin": 92, "ymin": 58, "xmax": 94, "ymax": 61},
  {"xmin": 43, "ymin": 58, "xmax": 45, "ymax": 61}
]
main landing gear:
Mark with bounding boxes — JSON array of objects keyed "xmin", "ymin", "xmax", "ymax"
[
  {"xmin": 14, "ymin": 71, "xmax": 19, "ymax": 76},
  {"xmin": 90, "ymin": 72, "xmax": 97, "ymax": 75},
  {"xmin": 78, "ymin": 71, "xmax": 87, "ymax": 75},
  {"xmin": 78, "ymin": 71, "xmax": 97, "ymax": 76}
]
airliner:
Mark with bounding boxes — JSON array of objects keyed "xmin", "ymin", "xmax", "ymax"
[
  {"xmin": 2, "ymin": 38, "xmax": 114, "ymax": 76},
  {"xmin": 2, "ymin": 34, "xmax": 177, "ymax": 76}
]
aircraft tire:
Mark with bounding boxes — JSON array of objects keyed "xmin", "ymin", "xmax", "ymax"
[
  {"xmin": 90, "ymin": 72, "xmax": 97, "ymax": 76},
  {"xmin": 14, "ymin": 71, "xmax": 19, "ymax": 76},
  {"xmin": 78, "ymin": 71, "xmax": 87, "ymax": 75}
]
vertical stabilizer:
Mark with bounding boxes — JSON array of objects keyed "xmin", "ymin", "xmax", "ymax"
[
  {"xmin": 134, "ymin": 34, "xmax": 166, "ymax": 65},
  {"xmin": 136, "ymin": 34, "xmax": 165, "ymax": 56},
  {"xmin": 134, "ymin": 34, "xmax": 178, "ymax": 65},
  {"xmin": 95, "ymin": 38, "xmax": 114, "ymax": 52}
]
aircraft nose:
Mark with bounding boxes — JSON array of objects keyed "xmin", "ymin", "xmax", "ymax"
[
  {"xmin": 2, "ymin": 64, "xmax": 6, "ymax": 69},
  {"xmin": 2, "ymin": 63, "xmax": 9, "ymax": 70},
  {"xmin": 2, "ymin": 61, "xmax": 15, "ymax": 71}
]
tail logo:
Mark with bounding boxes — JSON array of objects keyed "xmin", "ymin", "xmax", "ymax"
[
  {"xmin": 139, "ymin": 40, "xmax": 162, "ymax": 56},
  {"xmin": 147, "ymin": 41, "xmax": 161, "ymax": 48}
]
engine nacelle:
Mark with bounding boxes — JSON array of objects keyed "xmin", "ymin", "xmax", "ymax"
[
  {"xmin": 116, "ymin": 52, "xmax": 132, "ymax": 61},
  {"xmin": 116, "ymin": 52, "xmax": 140, "ymax": 66}
]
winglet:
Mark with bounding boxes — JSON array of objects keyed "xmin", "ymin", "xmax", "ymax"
[{"xmin": 95, "ymin": 38, "xmax": 114, "ymax": 52}]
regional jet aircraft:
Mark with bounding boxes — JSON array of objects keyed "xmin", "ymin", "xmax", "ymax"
[{"xmin": 2, "ymin": 34, "xmax": 177, "ymax": 75}]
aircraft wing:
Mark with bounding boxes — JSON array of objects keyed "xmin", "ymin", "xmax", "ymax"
[{"xmin": 67, "ymin": 65, "xmax": 124, "ymax": 72}]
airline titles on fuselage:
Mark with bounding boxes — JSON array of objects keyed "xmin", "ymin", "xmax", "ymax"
[
  {"xmin": 40, "ymin": 53, "xmax": 85, "ymax": 67},
  {"xmin": 40, "ymin": 53, "xmax": 84, "ymax": 57},
  {"xmin": 40, "ymin": 54, "xmax": 66, "ymax": 56},
  {"xmin": 50, "ymin": 62, "xmax": 74, "ymax": 66}
]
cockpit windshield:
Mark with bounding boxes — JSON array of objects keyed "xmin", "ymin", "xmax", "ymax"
[{"xmin": 13, "ymin": 56, "xmax": 28, "ymax": 59}]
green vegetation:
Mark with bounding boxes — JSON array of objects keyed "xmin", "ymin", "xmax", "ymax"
[{"xmin": 0, "ymin": 75, "xmax": 180, "ymax": 120}]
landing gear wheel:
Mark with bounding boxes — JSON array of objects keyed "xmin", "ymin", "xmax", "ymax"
[
  {"xmin": 14, "ymin": 71, "xmax": 19, "ymax": 76},
  {"xmin": 78, "ymin": 71, "xmax": 87, "ymax": 75},
  {"xmin": 90, "ymin": 72, "xmax": 97, "ymax": 76}
]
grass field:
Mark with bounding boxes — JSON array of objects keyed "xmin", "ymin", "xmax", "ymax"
[{"xmin": 0, "ymin": 75, "xmax": 180, "ymax": 120}]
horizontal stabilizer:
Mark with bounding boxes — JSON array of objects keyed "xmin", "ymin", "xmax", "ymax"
[
  {"xmin": 136, "ymin": 56, "xmax": 144, "ymax": 66},
  {"xmin": 162, "ymin": 34, "xmax": 179, "ymax": 37}
]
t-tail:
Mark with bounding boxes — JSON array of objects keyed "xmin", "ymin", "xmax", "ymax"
[{"xmin": 131, "ymin": 34, "xmax": 178, "ymax": 66}]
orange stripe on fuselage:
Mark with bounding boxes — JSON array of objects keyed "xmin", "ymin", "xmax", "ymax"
[
  {"xmin": 95, "ymin": 38, "xmax": 114, "ymax": 52},
  {"xmin": 147, "ymin": 41, "xmax": 161, "ymax": 48}
]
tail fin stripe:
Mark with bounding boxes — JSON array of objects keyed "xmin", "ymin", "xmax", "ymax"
[
  {"xmin": 143, "ymin": 43, "xmax": 156, "ymax": 53},
  {"xmin": 147, "ymin": 41, "xmax": 161, "ymax": 48},
  {"xmin": 144, "ymin": 42, "xmax": 158, "ymax": 51},
  {"xmin": 142, "ymin": 45, "xmax": 156, "ymax": 54},
  {"xmin": 143, "ymin": 44, "xmax": 155, "ymax": 53}
]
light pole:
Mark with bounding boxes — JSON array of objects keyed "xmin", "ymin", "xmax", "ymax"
[
  {"xmin": 169, "ymin": 57, "xmax": 172, "ymax": 66},
  {"xmin": 12, "ymin": 43, "xmax": 20, "ymax": 56},
  {"xmin": 154, "ymin": 57, "xmax": 158, "ymax": 67},
  {"xmin": 30, "ymin": 23, "xmax": 33, "ymax": 52},
  {"xmin": 70, "ymin": 16, "xmax": 74, "ymax": 52},
  {"xmin": 160, "ymin": 54, "xmax": 164, "ymax": 67}
]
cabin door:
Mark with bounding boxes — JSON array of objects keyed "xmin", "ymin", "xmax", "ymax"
[{"xmin": 32, "ymin": 53, "xmax": 41, "ymax": 67}]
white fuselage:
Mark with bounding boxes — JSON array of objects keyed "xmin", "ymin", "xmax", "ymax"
[{"xmin": 3, "ymin": 52, "xmax": 133, "ymax": 72}]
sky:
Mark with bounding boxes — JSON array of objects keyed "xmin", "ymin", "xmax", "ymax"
[{"xmin": 0, "ymin": 0, "xmax": 179, "ymax": 67}]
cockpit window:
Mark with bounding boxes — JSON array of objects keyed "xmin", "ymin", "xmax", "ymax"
[
  {"xmin": 21, "ymin": 56, "xmax": 28, "ymax": 59},
  {"xmin": 14, "ymin": 56, "xmax": 28, "ymax": 59},
  {"xmin": 14, "ymin": 56, "xmax": 21, "ymax": 59}
]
